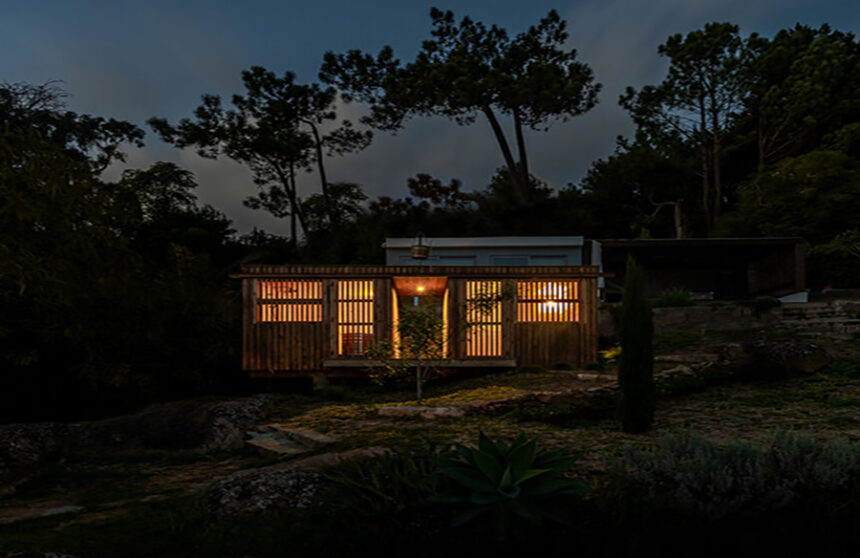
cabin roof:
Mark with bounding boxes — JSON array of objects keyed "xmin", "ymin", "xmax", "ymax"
[
  {"xmin": 382, "ymin": 236, "xmax": 585, "ymax": 249},
  {"xmin": 234, "ymin": 264, "xmax": 603, "ymax": 278}
]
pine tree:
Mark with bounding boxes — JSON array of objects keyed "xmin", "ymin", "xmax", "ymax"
[{"xmin": 617, "ymin": 255, "xmax": 656, "ymax": 433}]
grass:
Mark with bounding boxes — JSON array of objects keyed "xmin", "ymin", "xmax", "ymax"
[{"xmin": 2, "ymin": 330, "xmax": 860, "ymax": 556}]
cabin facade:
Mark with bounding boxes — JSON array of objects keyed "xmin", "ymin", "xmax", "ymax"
[{"xmin": 237, "ymin": 264, "xmax": 601, "ymax": 376}]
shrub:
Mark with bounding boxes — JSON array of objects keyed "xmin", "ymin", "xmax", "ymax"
[
  {"xmin": 617, "ymin": 256, "xmax": 655, "ymax": 433},
  {"xmin": 551, "ymin": 361, "xmax": 574, "ymax": 370},
  {"xmin": 765, "ymin": 430, "xmax": 860, "ymax": 491},
  {"xmin": 652, "ymin": 287, "xmax": 694, "ymax": 308},
  {"xmin": 827, "ymin": 359, "xmax": 859, "ymax": 377},
  {"xmin": 610, "ymin": 430, "xmax": 860, "ymax": 523},
  {"xmin": 314, "ymin": 449, "xmax": 446, "ymax": 550},
  {"xmin": 517, "ymin": 365, "xmax": 545, "ymax": 374},
  {"xmin": 320, "ymin": 450, "xmax": 441, "ymax": 519},
  {"xmin": 433, "ymin": 432, "xmax": 588, "ymax": 541},
  {"xmin": 612, "ymin": 431, "xmax": 768, "ymax": 520}
]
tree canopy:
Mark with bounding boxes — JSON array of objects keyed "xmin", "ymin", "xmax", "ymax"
[
  {"xmin": 320, "ymin": 7, "xmax": 600, "ymax": 204},
  {"xmin": 149, "ymin": 66, "xmax": 370, "ymax": 242}
]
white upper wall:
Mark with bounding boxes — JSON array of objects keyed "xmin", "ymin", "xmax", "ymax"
[{"xmin": 383, "ymin": 236, "xmax": 589, "ymax": 266}]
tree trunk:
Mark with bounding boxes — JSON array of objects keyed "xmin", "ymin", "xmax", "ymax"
[
  {"xmin": 711, "ymin": 103, "xmax": 723, "ymax": 221},
  {"xmin": 289, "ymin": 163, "xmax": 307, "ymax": 235},
  {"xmin": 304, "ymin": 119, "xmax": 337, "ymax": 226},
  {"xmin": 513, "ymin": 107, "xmax": 529, "ymax": 188},
  {"xmin": 482, "ymin": 106, "xmax": 528, "ymax": 205},
  {"xmin": 757, "ymin": 113, "xmax": 766, "ymax": 175},
  {"xmin": 288, "ymin": 162, "xmax": 297, "ymax": 244},
  {"xmin": 699, "ymin": 95, "xmax": 711, "ymax": 230},
  {"xmin": 276, "ymin": 162, "xmax": 306, "ymax": 245}
]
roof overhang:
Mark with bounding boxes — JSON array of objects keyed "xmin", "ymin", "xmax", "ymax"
[
  {"xmin": 383, "ymin": 236, "xmax": 585, "ymax": 249},
  {"xmin": 232, "ymin": 264, "xmax": 605, "ymax": 279}
]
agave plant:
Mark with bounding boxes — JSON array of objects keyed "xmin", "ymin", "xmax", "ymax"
[{"xmin": 434, "ymin": 432, "xmax": 589, "ymax": 539}]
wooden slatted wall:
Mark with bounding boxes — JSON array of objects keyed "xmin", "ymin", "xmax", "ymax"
[
  {"xmin": 243, "ymin": 278, "xmax": 326, "ymax": 373},
  {"xmin": 240, "ymin": 266, "xmax": 601, "ymax": 374}
]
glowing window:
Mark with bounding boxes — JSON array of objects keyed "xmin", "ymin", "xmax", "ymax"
[
  {"xmin": 516, "ymin": 280, "xmax": 580, "ymax": 322},
  {"xmin": 465, "ymin": 280, "xmax": 502, "ymax": 357},
  {"xmin": 338, "ymin": 280, "xmax": 374, "ymax": 356},
  {"xmin": 256, "ymin": 280, "xmax": 322, "ymax": 322}
]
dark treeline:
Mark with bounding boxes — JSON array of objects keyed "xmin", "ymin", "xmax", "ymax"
[{"xmin": 2, "ymin": 13, "xmax": 859, "ymax": 421}]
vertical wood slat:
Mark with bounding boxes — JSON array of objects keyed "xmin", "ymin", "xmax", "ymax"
[
  {"xmin": 375, "ymin": 278, "xmax": 391, "ymax": 345},
  {"xmin": 452, "ymin": 279, "xmax": 464, "ymax": 360},
  {"xmin": 502, "ymin": 279, "xmax": 515, "ymax": 358},
  {"xmin": 325, "ymin": 280, "xmax": 337, "ymax": 358}
]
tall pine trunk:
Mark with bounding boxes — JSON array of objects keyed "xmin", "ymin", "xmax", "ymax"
[
  {"xmin": 482, "ymin": 106, "xmax": 529, "ymax": 205},
  {"xmin": 698, "ymin": 96, "xmax": 711, "ymax": 231},
  {"xmin": 305, "ymin": 119, "xmax": 338, "ymax": 226},
  {"xmin": 711, "ymin": 102, "xmax": 723, "ymax": 221},
  {"xmin": 513, "ymin": 108, "xmax": 529, "ymax": 189}
]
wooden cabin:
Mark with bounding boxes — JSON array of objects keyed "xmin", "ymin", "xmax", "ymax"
[{"xmin": 236, "ymin": 264, "xmax": 601, "ymax": 376}]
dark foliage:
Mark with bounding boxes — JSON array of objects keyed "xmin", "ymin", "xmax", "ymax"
[
  {"xmin": 0, "ymin": 83, "xmax": 248, "ymax": 422},
  {"xmin": 617, "ymin": 256, "xmax": 656, "ymax": 433}
]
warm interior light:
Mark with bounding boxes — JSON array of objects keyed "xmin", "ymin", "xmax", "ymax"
[
  {"xmin": 416, "ymin": 285, "xmax": 425, "ymax": 292},
  {"xmin": 517, "ymin": 280, "xmax": 581, "ymax": 322}
]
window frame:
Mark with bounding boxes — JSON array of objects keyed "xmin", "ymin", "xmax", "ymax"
[
  {"xmin": 516, "ymin": 280, "xmax": 581, "ymax": 323},
  {"xmin": 255, "ymin": 279, "xmax": 323, "ymax": 323}
]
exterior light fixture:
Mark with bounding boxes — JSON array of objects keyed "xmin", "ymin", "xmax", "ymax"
[{"xmin": 411, "ymin": 232, "xmax": 430, "ymax": 260}]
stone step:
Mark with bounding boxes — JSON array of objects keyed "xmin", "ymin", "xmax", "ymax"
[
  {"xmin": 782, "ymin": 311, "xmax": 845, "ymax": 319},
  {"xmin": 782, "ymin": 303, "xmax": 856, "ymax": 319},
  {"xmin": 778, "ymin": 317, "xmax": 860, "ymax": 326},
  {"xmin": 776, "ymin": 318, "xmax": 860, "ymax": 333},
  {"xmin": 245, "ymin": 431, "xmax": 310, "ymax": 457},
  {"xmin": 260, "ymin": 425, "xmax": 338, "ymax": 447},
  {"xmin": 377, "ymin": 406, "xmax": 465, "ymax": 419}
]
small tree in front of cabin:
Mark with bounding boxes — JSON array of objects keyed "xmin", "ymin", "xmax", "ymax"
[
  {"xmin": 617, "ymin": 255, "xmax": 656, "ymax": 433},
  {"xmin": 367, "ymin": 297, "xmax": 446, "ymax": 402}
]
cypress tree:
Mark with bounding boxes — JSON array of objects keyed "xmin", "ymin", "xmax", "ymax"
[{"xmin": 617, "ymin": 255, "xmax": 655, "ymax": 433}]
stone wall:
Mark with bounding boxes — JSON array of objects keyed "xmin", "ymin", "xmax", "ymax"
[{"xmin": 599, "ymin": 300, "xmax": 860, "ymax": 337}]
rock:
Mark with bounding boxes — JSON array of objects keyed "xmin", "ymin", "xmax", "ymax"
[
  {"xmin": 0, "ymin": 422, "xmax": 71, "ymax": 487},
  {"xmin": 658, "ymin": 364, "xmax": 695, "ymax": 378},
  {"xmin": 244, "ymin": 425, "xmax": 338, "ymax": 457},
  {"xmin": 716, "ymin": 343, "xmax": 745, "ymax": 363},
  {"xmin": 737, "ymin": 340, "xmax": 831, "ymax": 376},
  {"xmin": 657, "ymin": 354, "xmax": 719, "ymax": 364},
  {"xmin": 206, "ymin": 447, "xmax": 388, "ymax": 518},
  {"xmin": 41, "ymin": 505, "xmax": 84, "ymax": 517},
  {"xmin": 286, "ymin": 447, "xmax": 389, "ymax": 472},
  {"xmin": 245, "ymin": 433, "xmax": 309, "ymax": 457},
  {"xmin": 377, "ymin": 406, "xmax": 465, "ymax": 419},
  {"xmin": 200, "ymin": 396, "xmax": 274, "ymax": 451},
  {"xmin": 71, "ymin": 394, "xmax": 273, "ymax": 452},
  {"xmin": 0, "ymin": 395, "xmax": 275, "ymax": 486},
  {"xmin": 207, "ymin": 466, "xmax": 322, "ymax": 518},
  {"xmin": 576, "ymin": 373, "xmax": 606, "ymax": 380},
  {"xmin": 261, "ymin": 425, "xmax": 338, "ymax": 446}
]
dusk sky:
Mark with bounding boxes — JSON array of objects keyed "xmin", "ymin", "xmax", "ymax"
[{"xmin": 3, "ymin": 0, "xmax": 858, "ymax": 235}]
